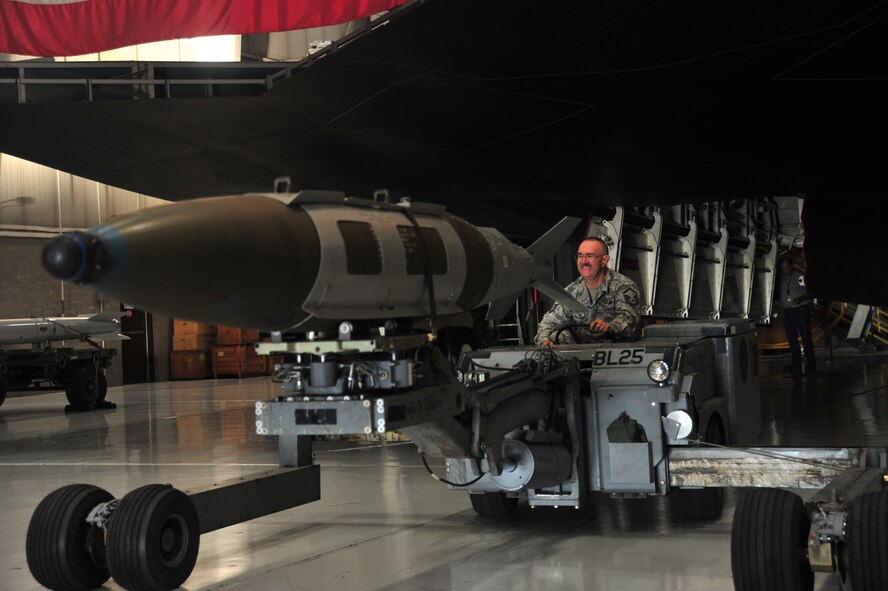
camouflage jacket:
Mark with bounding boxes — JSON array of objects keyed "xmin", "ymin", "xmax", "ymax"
[{"xmin": 534, "ymin": 269, "xmax": 642, "ymax": 344}]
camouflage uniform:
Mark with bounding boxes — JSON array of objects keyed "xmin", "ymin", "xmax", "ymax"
[{"xmin": 534, "ymin": 269, "xmax": 642, "ymax": 344}]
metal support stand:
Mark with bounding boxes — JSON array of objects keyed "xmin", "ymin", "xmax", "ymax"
[
  {"xmin": 187, "ymin": 465, "xmax": 320, "ymax": 534},
  {"xmin": 188, "ymin": 428, "xmax": 321, "ymax": 534},
  {"xmin": 279, "ymin": 435, "xmax": 314, "ymax": 468}
]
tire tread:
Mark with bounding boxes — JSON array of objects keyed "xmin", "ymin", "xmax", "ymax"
[
  {"xmin": 730, "ymin": 488, "xmax": 813, "ymax": 591},
  {"xmin": 847, "ymin": 490, "xmax": 888, "ymax": 591},
  {"xmin": 470, "ymin": 492, "xmax": 518, "ymax": 516},
  {"xmin": 26, "ymin": 484, "xmax": 112, "ymax": 591},
  {"xmin": 107, "ymin": 484, "xmax": 199, "ymax": 591}
]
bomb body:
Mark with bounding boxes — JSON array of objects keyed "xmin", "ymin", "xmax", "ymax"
[{"xmin": 42, "ymin": 191, "xmax": 583, "ymax": 332}]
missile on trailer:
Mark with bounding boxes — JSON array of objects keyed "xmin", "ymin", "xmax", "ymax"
[
  {"xmin": 0, "ymin": 312, "xmax": 130, "ymax": 346},
  {"xmin": 40, "ymin": 191, "xmax": 585, "ymax": 332}
]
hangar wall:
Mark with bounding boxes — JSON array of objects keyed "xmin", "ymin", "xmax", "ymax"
[
  {"xmin": 0, "ymin": 152, "xmax": 173, "ymax": 385},
  {"xmin": 0, "ymin": 22, "xmax": 363, "ymax": 387}
]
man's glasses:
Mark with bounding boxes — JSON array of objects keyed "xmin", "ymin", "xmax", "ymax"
[{"xmin": 575, "ymin": 253, "xmax": 606, "ymax": 261}]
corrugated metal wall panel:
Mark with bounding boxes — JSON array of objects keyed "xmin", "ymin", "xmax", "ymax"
[
  {"xmin": 61, "ymin": 175, "xmax": 103, "ymax": 228},
  {"xmin": 1, "ymin": 152, "xmax": 170, "ymax": 230},
  {"xmin": 104, "ymin": 185, "xmax": 142, "ymax": 221},
  {"xmin": 140, "ymin": 194, "xmax": 170, "ymax": 210},
  {"xmin": 0, "ymin": 153, "xmax": 60, "ymax": 227}
]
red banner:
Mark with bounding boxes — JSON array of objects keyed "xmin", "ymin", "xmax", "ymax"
[{"xmin": 0, "ymin": 0, "xmax": 408, "ymax": 57}]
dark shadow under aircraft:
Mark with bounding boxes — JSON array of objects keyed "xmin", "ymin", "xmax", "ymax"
[{"xmin": 0, "ymin": 0, "xmax": 886, "ymax": 304}]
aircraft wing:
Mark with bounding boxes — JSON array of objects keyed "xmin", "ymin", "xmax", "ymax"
[{"xmin": 0, "ymin": 0, "xmax": 886, "ymax": 303}]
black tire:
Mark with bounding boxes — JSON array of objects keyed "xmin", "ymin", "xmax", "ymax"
[
  {"xmin": 470, "ymin": 492, "xmax": 518, "ymax": 516},
  {"xmin": 26, "ymin": 484, "xmax": 114, "ymax": 591},
  {"xmin": 731, "ymin": 488, "xmax": 814, "ymax": 591},
  {"xmin": 0, "ymin": 389, "xmax": 6, "ymax": 407},
  {"xmin": 846, "ymin": 490, "xmax": 888, "ymax": 591},
  {"xmin": 106, "ymin": 484, "xmax": 200, "ymax": 591},
  {"xmin": 676, "ymin": 415, "xmax": 725, "ymax": 521},
  {"xmin": 65, "ymin": 365, "xmax": 107, "ymax": 408}
]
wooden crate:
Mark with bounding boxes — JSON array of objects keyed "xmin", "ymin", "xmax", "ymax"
[
  {"xmin": 216, "ymin": 326, "xmax": 261, "ymax": 345},
  {"xmin": 172, "ymin": 334, "xmax": 215, "ymax": 351},
  {"xmin": 173, "ymin": 320, "xmax": 215, "ymax": 335},
  {"xmin": 170, "ymin": 350, "xmax": 212, "ymax": 379},
  {"xmin": 212, "ymin": 345, "xmax": 265, "ymax": 378}
]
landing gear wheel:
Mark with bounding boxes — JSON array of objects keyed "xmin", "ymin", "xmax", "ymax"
[
  {"xmin": 731, "ymin": 488, "xmax": 813, "ymax": 591},
  {"xmin": 846, "ymin": 490, "xmax": 888, "ymax": 591},
  {"xmin": 65, "ymin": 365, "xmax": 107, "ymax": 409},
  {"xmin": 469, "ymin": 492, "xmax": 518, "ymax": 516},
  {"xmin": 26, "ymin": 484, "xmax": 114, "ymax": 591},
  {"xmin": 106, "ymin": 484, "xmax": 200, "ymax": 591},
  {"xmin": 676, "ymin": 416, "xmax": 725, "ymax": 520}
]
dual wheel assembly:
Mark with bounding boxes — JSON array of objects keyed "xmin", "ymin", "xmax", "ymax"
[
  {"xmin": 26, "ymin": 483, "xmax": 199, "ymax": 591},
  {"xmin": 731, "ymin": 487, "xmax": 888, "ymax": 591}
]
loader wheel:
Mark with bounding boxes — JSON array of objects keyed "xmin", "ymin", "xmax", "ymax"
[
  {"xmin": 676, "ymin": 415, "xmax": 725, "ymax": 520},
  {"xmin": 106, "ymin": 484, "xmax": 199, "ymax": 591},
  {"xmin": 470, "ymin": 492, "xmax": 518, "ymax": 516},
  {"xmin": 730, "ymin": 488, "xmax": 813, "ymax": 591},
  {"xmin": 65, "ymin": 365, "xmax": 107, "ymax": 409},
  {"xmin": 845, "ymin": 490, "xmax": 888, "ymax": 591},
  {"xmin": 26, "ymin": 484, "xmax": 114, "ymax": 591}
]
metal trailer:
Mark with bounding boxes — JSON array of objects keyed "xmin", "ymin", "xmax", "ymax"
[
  {"xmin": 25, "ymin": 320, "xmax": 887, "ymax": 591},
  {"xmin": 0, "ymin": 346, "xmax": 115, "ymax": 410}
]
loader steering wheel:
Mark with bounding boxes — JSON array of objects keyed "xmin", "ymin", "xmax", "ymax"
[{"xmin": 553, "ymin": 323, "xmax": 613, "ymax": 345}]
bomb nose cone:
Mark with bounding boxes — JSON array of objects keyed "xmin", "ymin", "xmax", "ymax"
[{"xmin": 42, "ymin": 232, "xmax": 96, "ymax": 282}]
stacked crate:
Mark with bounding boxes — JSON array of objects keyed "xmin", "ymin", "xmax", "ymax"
[
  {"xmin": 170, "ymin": 320, "xmax": 215, "ymax": 379},
  {"xmin": 212, "ymin": 326, "xmax": 264, "ymax": 378}
]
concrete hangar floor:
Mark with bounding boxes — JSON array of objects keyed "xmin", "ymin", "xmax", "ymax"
[{"xmin": 2, "ymin": 352, "xmax": 887, "ymax": 591}]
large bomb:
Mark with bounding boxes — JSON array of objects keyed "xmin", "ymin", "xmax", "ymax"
[{"xmin": 41, "ymin": 191, "xmax": 583, "ymax": 332}]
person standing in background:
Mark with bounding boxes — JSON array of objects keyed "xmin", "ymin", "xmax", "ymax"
[{"xmin": 778, "ymin": 257, "xmax": 816, "ymax": 371}]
